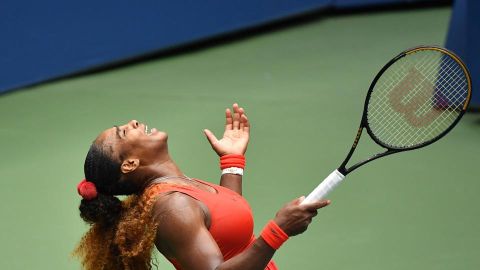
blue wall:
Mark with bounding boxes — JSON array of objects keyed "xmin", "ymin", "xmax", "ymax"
[
  {"xmin": 446, "ymin": 0, "xmax": 479, "ymax": 109},
  {"xmin": 0, "ymin": 0, "xmax": 435, "ymax": 94}
]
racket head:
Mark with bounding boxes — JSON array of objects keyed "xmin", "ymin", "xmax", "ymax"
[{"xmin": 362, "ymin": 46, "xmax": 472, "ymax": 151}]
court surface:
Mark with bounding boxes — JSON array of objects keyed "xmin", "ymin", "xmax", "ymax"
[{"xmin": 1, "ymin": 5, "xmax": 479, "ymax": 270}]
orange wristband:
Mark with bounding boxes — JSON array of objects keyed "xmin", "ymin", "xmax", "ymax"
[
  {"xmin": 260, "ymin": 220, "xmax": 289, "ymax": 250},
  {"xmin": 220, "ymin": 154, "xmax": 246, "ymax": 170}
]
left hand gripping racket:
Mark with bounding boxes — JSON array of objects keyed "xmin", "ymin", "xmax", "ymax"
[{"xmin": 302, "ymin": 46, "xmax": 472, "ymax": 205}]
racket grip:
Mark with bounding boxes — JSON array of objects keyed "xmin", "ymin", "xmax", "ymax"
[{"xmin": 301, "ymin": 169, "xmax": 345, "ymax": 205}]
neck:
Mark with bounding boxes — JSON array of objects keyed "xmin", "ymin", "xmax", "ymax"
[{"xmin": 145, "ymin": 158, "xmax": 184, "ymax": 184}]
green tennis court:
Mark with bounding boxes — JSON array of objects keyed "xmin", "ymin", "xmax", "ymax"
[{"xmin": 1, "ymin": 5, "xmax": 479, "ymax": 270}]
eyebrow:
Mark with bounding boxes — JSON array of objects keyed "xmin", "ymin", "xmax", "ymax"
[{"xmin": 114, "ymin": 125, "xmax": 122, "ymax": 139}]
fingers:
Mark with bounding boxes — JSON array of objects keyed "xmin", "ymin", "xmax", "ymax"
[
  {"xmin": 275, "ymin": 197, "xmax": 329, "ymax": 236},
  {"xmin": 241, "ymin": 114, "xmax": 250, "ymax": 133},
  {"xmin": 233, "ymin": 103, "xmax": 240, "ymax": 130},
  {"xmin": 293, "ymin": 196, "xmax": 306, "ymax": 205},
  {"xmin": 203, "ymin": 129, "xmax": 219, "ymax": 146},
  {"xmin": 227, "ymin": 103, "xmax": 249, "ymax": 132},
  {"xmin": 302, "ymin": 199, "xmax": 331, "ymax": 211},
  {"xmin": 239, "ymin": 108, "xmax": 245, "ymax": 130},
  {"xmin": 225, "ymin": 109, "xmax": 233, "ymax": 130}
]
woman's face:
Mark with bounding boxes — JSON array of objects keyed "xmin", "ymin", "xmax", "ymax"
[{"xmin": 96, "ymin": 120, "xmax": 169, "ymax": 166}]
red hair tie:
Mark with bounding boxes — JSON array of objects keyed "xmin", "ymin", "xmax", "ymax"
[{"xmin": 77, "ymin": 179, "xmax": 98, "ymax": 200}]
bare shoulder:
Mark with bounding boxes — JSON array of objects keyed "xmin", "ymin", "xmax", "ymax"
[
  {"xmin": 152, "ymin": 191, "xmax": 209, "ymax": 256},
  {"xmin": 152, "ymin": 192, "xmax": 205, "ymax": 234},
  {"xmin": 153, "ymin": 191, "xmax": 203, "ymax": 219}
]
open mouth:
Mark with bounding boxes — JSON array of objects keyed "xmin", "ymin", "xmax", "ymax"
[{"xmin": 144, "ymin": 124, "xmax": 157, "ymax": 136}]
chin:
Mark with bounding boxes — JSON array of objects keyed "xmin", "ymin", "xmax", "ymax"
[{"xmin": 154, "ymin": 131, "xmax": 168, "ymax": 141}]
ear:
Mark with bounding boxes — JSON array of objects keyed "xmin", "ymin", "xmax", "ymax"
[{"xmin": 121, "ymin": 158, "xmax": 140, "ymax": 174}]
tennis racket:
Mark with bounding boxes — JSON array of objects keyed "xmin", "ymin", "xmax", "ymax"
[{"xmin": 302, "ymin": 46, "xmax": 472, "ymax": 205}]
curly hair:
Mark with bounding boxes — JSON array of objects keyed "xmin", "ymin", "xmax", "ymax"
[{"xmin": 73, "ymin": 143, "xmax": 182, "ymax": 270}]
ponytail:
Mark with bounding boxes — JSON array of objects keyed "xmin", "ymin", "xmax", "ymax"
[
  {"xmin": 74, "ymin": 141, "xmax": 157, "ymax": 270},
  {"xmin": 79, "ymin": 194, "xmax": 122, "ymax": 227}
]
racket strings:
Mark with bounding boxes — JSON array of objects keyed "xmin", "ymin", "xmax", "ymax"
[
  {"xmin": 377, "ymin": 59, "xmax": 462, "ymax": 146},
  {"xmin": 370, "ymin": 54, "xmax": 463, "ymax": 139},
  {"xmin": 368, "ymin": 55, "xmax": 439, "ymax": 144},
  {"xmin": 367, "ymin": 49, "xmax": 468, "ymax": 148},
  {"xmin": 376, "ymin": 55, "xmax": 465, "ymax": 146},
  {"xmin": 371, "ymin": 53, "xmax": 436, "ymax": 123},
  {"xmin": 398, "ymin": 57, "xmax": 464, "ymax": 135}
]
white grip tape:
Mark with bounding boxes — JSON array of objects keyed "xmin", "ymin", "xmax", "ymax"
[{"xmin": 301, "ymin": 169, "xmax": 345, "ymax": 205}]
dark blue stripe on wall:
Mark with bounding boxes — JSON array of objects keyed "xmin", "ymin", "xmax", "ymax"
[
  {"xmin": 333, "ymin": 0, "xmax": 425, "ymax": 7},
  {"xmin": 0, "ymin": 0, "xmax": 435, "ymax": 94}
]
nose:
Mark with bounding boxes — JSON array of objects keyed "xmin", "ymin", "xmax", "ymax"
[{"xmin": 128, "ymin": 120, "xmax": 140, "ymax": 128}]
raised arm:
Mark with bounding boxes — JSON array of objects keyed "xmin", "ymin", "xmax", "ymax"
[{"xmin": 204, "ymin": 103, "xmax": 250, "ymax": 194}]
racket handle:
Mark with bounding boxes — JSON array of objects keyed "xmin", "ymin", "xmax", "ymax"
[{"xmin": 301, "ymin": 169, "xmax": 345, "ymax": 205}]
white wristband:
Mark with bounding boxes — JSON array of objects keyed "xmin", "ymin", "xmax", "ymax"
[{"xmin": 221, "ymin": 167, "xmax": 244, "ymax": 176}]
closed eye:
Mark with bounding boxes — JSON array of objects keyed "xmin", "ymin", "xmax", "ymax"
[{"xmin": 114, "ymin": 125, "xmax": 122, "ymax": 139}]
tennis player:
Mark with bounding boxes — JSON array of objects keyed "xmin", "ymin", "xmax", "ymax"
[{"xmin": 73, "ymin": 103, "xmax": 330, "ymax": 270}]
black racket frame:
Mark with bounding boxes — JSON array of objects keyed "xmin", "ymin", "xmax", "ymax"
[{"xmin": 337, "ymin": 46, "xmax": 472, "ymax": 176}]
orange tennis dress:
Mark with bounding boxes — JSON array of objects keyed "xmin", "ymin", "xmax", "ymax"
[{"xmin": 155, "ymin": 179, "xmax": 278, "ymax": 270}]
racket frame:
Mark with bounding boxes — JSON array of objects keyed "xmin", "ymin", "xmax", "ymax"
[{"xmin": 337, "ymin": 46, "xmax": 472, "ymax": 176}]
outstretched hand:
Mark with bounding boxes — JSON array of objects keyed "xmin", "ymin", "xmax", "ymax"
[{"xmin": 204, "ymin": 103, "xmax": 250, "ymax": 156}]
